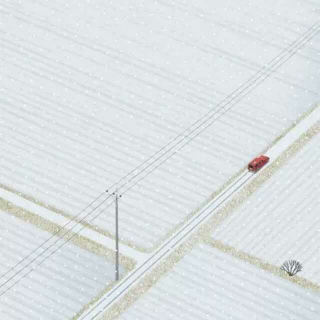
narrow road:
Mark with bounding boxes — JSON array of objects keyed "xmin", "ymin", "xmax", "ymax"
[{"xmin": 79, "ymin": 170, "xmax": 255, "ymax": 320}]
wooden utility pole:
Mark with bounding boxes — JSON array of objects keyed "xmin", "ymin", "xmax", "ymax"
[{"xmin": 115, "ymin": 191, "xmax": 119, "ymax": 281}]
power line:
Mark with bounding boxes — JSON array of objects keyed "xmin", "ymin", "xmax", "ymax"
[
  {"xmin": 102, "ymin": 20, "xmax": 320, "ymax": 193},
  {"xmin": 0, "ymin": 193, "xmax": 117, "ymax": 290},
  {"xmin": 79, "ymin": 171, "xmax": 255, "ymax": 320},
  {"xmin": 119, "ymin": 21, "xmax": 320, "ymax": 194},
  {"xmin": 0, "ymin": 191, "xmax": 107, "ymax": 283},
  {"xmin": 0, "ymin": 20, "xmax": 319, "ymax": 295},
  {"xmin": 0, "ymin": 170, "xmax": 252, "ymax": 300}
]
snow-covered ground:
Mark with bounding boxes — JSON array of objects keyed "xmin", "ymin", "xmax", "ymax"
[
  {"xmin": 118, "ymin": 244, "xmax": 320, "ymax": 320},
  {"xmin": 0, "ymin": 209, "xmax": 123, "ymax": 320},
  {"xmin": 1, "ymin": 0, "xmax": 320, "ymax": 250},
  {"xmin": 75, "ymin": 109, "xmax": 320, "ymax": 320},
  {"xmin": 213, "ymin": 129, "xmax": 320, "ymax": 285}
]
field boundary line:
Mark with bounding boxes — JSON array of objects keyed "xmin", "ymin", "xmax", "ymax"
[{"xmin": 205, "ymin": 238, "xmax": 320, "ymax": 292}]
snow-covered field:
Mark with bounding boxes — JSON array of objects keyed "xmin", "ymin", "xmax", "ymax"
[
  {"xmin": 213, "ymin": 129, "xmax": 320, "ymax": 285},
  {"xmin": 1, "ymin": 0, "xmax": 320, "ymax": 250},
  {"xmin": 0, "ymin": 209, "xmax": 123, "ymax": 320},
  {"xmin": 118, "ymin": 244, "xmax": 320, "ymax": 320}
]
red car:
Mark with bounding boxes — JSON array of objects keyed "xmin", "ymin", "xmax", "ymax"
[{"xmin": 248, "ymin": 155, "xmax": 269, "ymax": 172}]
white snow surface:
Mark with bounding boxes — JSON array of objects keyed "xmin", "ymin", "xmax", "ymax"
[
  {"xmin": 0, "ymin": 210, "xmax": 122, "ymax": 320},
  {"xmin": 0, "ymin": 187, "xmax": 147, "ymax": 263},
  {"xmin": 213, "ymin": 131, "xmax": 320, "ymax": 284},
  {"xmin": 119, "ymin": 244, "xmax": 320, "ymax": 320},
  {"xmin": 1, "ymin": 0, "xmax": 320, "ymax": 249}
]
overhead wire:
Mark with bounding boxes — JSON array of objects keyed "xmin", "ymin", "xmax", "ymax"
[{"xmin": 0, "ymin": 20, "xmax": 319, "ymax": 296}]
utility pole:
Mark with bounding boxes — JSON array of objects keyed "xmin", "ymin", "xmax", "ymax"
[{"xmin": 114, "ymin": 190, "xmax": 120, "ymax": 281}]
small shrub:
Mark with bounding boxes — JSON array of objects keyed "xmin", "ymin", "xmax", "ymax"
[{"xmin": 280, "ymin": 260, "xmax": 303, "ymax": 276}]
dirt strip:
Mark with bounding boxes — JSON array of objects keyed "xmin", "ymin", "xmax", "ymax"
[
  {"xmin": 0, "ymin": 198, "xmax": 135, "ymax": 269},
  {"xmin": 204, "ymin": 238, "xmax": 320, "ymax": 292}
]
